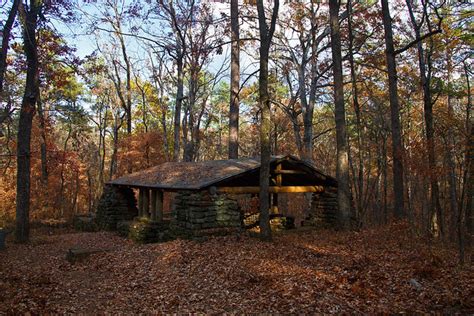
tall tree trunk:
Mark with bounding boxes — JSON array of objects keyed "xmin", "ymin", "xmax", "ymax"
[
  {"xmin": 406, "ymin": 0, "xmax": 442, "ymax": 236},
  {"xmin": 111, "ymin": 6, "xmax": 133, "ymax": 135},
  {"xmin": 98, "ymin": 100, "xmax": 108, "ymax": 186},
  {"xmin": 0, "ymin": 0, "xmax": 20, "ymax": 125},
  {"xmin": 0, "ymin": 0, "xmax": 19, "ymax": 99},
  {"xmin": 300, "ymin": 68, "xmax": 313, "ymax": 162},
  {"xmin": 330, "ymin": 0, "xmax": 352, "ymax": 229},
  {"xmin": 59, "ymin": 127, "xmax": 72, "ymax": 217},
  {"xmin": 228, "ymin": 0, "xmax": 240, "ymax": 159},
  {"xmin": 109, "ymin": 114, "xmax": 120, "ymax": 180},
  {"xmin": 445, "ymin": 45, "xmax": 458, "ymax": 240},
  {"xmin": 37, "ymin": 95, "xmax": 48, "ymax": 184},
  {"xmin": 257, "ymin": 0, "xmax": 279, "ymax": 241},
  {"xmin": 460, "ymin": 61, "xmax": 472, "ymax": 260},
  {"xmin": 347, "ymin": 0, "xmax": 363, "ymax": 224},
  {"xmin": 382, "ymin": 134, "xmax": 388, "ymax": 224},
  {"xmin": 173, "ymin": 56, "xmax": 184, "ymax": 161},
  {"xmin": 381, "ymin": 0, "xmax": 405, "ymax": 219},
  {"xmin": 15, "ymin": 0, "xmax": 40, "ymax": 243}
]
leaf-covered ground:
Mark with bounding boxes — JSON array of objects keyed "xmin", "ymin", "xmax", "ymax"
[{"xmin": 0, "ymin": 223, "xmax": 472, "ymax": 314}]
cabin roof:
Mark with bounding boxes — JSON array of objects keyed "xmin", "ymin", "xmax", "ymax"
[{"xmin": 108, "ymin": 155, "xmax": 337, "ymax": 190}]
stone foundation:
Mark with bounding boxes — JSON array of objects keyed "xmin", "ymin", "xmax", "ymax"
[
  {"xmin": 171, "ymin": 191, "xmax": 241, "ymax": 238},
  {"xmin": 304, "ymin": 188, "xmax": 338, "ymax": 228},
  {"xmin": 96, "ymin": 185, "xmax": 138, "ymax": 230}
]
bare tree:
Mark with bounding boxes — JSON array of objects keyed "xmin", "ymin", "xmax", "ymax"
[{"xmin": 157, "ymin": 0, "xmax": 193, "ymax": 161}]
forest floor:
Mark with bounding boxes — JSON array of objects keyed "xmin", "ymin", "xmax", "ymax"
[{"xmin": 0, "ymin": 223, "xmax": 472, "ymax": 314}]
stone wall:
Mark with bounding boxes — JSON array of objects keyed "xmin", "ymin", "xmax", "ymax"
[
  {"xmin": 96, "ymin": 185, "xmax": 138, "ymax": 230},
  {"xmin": 304, "ymin": 188, "xmax": 338, "ymax": 228},
  {"xmin": 171, "ymin": 191, "xmax": 241, "ymax": 238}
]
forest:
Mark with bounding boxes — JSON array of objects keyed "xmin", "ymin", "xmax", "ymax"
[{"xmin": 0, "ymin": 0, "xmax": 473, "ymax": 313}]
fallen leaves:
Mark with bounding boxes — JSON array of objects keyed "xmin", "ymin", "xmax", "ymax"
[{"xmin": 0, "ymin": 223, "xmax": 472, "ymax": 314}]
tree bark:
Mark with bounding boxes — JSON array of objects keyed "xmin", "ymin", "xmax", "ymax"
[
  {"xmin": 109, "ymin": 113, "xmax": 120, "ymax": 180},
  {"xmin": 16, "ymin": 0, "xmax": 41, "ymax": 243},
  {"xmin": 0, "ymin": 0, "xmax": 19, "ymax": 101},
  {"xmin": 381, "ymin": 0, "xmax": 405, "ymax": 219},
  {"xmin": 257, "ymin": 0, "xmax": 279, "ymax": 241},
  {"xmin": 347, "ymin": 0, "xmax": 363, "ymax": 225},
  {"xmin": 228, "ymin": 0, "xmax": 240, "ymax": 159},
  {"xmin": 330, "ymin": 0, "xmax": 352, "ymax": 229},
  {"xmin": 406, "ymin": 0, "xmax": 443, "ymax": 236},
  {"xmin": 37, "ymin": 95, "xmax": 48, "ymax": 184},
  {"xmin": 445, "ymin": 37, "xmax": 458, "ymax": 240},
  {"xmin": 173, "ymin": 56, "xmax": 184, "ymax": 161},
  {"xmin": 110, "ymin": 4, "xmax": 132, "ymax": 135},
  {"xmin": 460, "ymin": 61, "xmax": 472, "ymax": 258}
]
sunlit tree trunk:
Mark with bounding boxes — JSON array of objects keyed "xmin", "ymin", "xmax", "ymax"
[
  {"xmin": 330, "ymin": 0, "xmax": 352, "ymax": 229},
  {"xmin": 229, "ymin": 0, "xmax": 240, "ymax": 159}
]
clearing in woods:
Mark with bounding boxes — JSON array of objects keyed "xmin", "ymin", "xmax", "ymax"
[{"xmin": 0, "ymin": 223, "xmax": 472, "ymax": 314}]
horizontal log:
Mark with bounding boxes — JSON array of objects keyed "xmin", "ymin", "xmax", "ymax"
[
  {"xmin": 217, "ymin": 186, "xmax": 324, "ymax": 194},
  {"xmin": 271, "ymin": 170, "xmax": 306, "ymax": 175}
]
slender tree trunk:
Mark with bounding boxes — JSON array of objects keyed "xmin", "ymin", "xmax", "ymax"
[
  {"xmin": 59, "ymin": 127, "xmax": 72, "ymax": 217},
  {"xmin": 72, "ymin": 170, "xmax": 80, "ymax": 215},
  {"xmin": 98, "ymin": 101, "xmax": 108, "ymax": 186},
  {"xmin": 301, "ymin": 71, "xmax": 313, "ymax": 162},
  {"xmin": 347, "ymin": 0, "xmax": 363, "ymax": 224},
  {"xmin": 173, "ymin": 56, "xmax": 184, "ymax": 161},
  {"xmin": 381, "ymin": 0, "xmax": 405, "ymax": 219},
  {"xmin": 37, "ymin": 95, "xmax": 48, "ymax": 184},
  {"xmin": 109, "ymin": 115, "xmax": 120, "ymax": 180},
  {"xmin": 382, "ymin": 135, "xmax": 388, "ymax": 224},
  {"xmin": 112, "ymin": 11, "xmax": 133, "ymax": 135},
  {"xmin": 446, "ymin": 46, "xmax": 458, "ymax": 240},
  {"xmin": 0, "ymin": 0, "xmax": 19, "ymax": 96},
  {"xmin": 87, "ymin": 169, "xmax": 93, "ymax": 214},
  {"xmin": 460, "ymin": 61, "xmax": 472, "ymax": 259},
  {"xmin": 0, "ymin": 0, "xmax": 20, "ymax": 123},
  {"xmin": 330, "ymin": 0, "xmax": 352, "ymax": 229},
  {"xmin": 406, "ymin": 0, "xmax": 442, "ymax": 236},
  {"xmin": 228, "ymin": 0, "xmax": 240, "ymax": 159},
  {"xmin": 16, "ymin": 0, "xmax": 40, "ymax": 243},
  {"xmin": 257, "ymin": 0, "xmax": 279, "ymax": 241},
  {"xmin": 292, "ymin": 117, "xmax": 304, "ymax": 157}
]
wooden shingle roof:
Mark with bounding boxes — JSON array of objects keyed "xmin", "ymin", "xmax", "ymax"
[{"xmin": 108, "ymin": 155, "xmax": 336, "ymax": 190}]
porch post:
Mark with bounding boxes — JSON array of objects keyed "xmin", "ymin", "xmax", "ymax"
[
  {"xmin": 156, "ymin": 190, "xmax": 164, "ymax": 222},
  {"xmin": 138, "ymin": 188, "xmax": 144, "ymax": 217},
  {"xmin": 272, "ymin": 163, "xmax": 282, "ymax": 213},
  {"xmin": 143, "ymin": 188, "xmax": 150, "ymax": 218},
  {"xmin": 151, "ymin": 190, "xmax": 157, "ymax": 221}
]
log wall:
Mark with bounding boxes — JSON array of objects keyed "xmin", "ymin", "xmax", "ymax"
[{"xmin": 304, "ymin": 188, "xmax": 338, "ymax": 228}]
